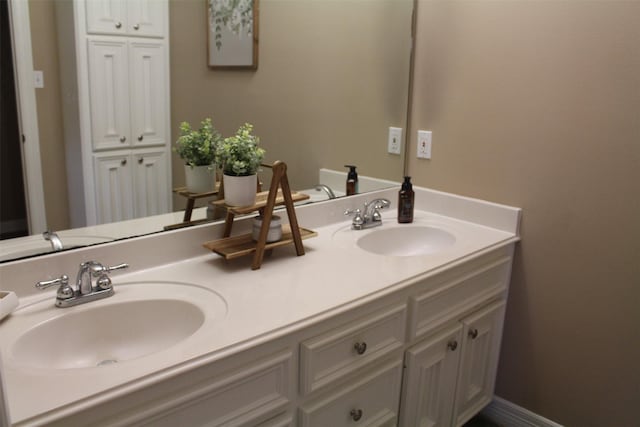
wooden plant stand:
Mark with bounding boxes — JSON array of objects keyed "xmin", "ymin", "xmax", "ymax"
[
  {"xmin": 163, "ymin": 184, "xmax": 221, "ymax": 231},
  {"xmin": 173, "ymin": 183, "xmax": 220, "ymax": 222},
  {"xmin": 202, "ymin": 161, "xmax": 317, "ymax": 270}
]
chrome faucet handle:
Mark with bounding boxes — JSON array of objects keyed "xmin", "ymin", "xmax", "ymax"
[
  {"xmin": 96, "ymin": 274, "xmax": 113, "ymax": 291},
  {"xmin": 93, "ymin": 264, "xmax": 128, "ymax": 292},
  {"xmin": 75, "ymin": 261, "xmax": 127, "ymax": 295},
  {"xmin": 373, "ymin": 198, "xmax": 391, "ymax": 209},
  {"xmin": 36, "ymin": 275, "xmax": 74, "ymax": 300},
  {"xmin": 363, "ymin": 198, "xmax": 390, "ymax": 221},
  {"xmin": 345, "ymin": 208, "xmax": 365, "ymax": 227},
  {"xmin": 86, "ymin": 262, "xmax": 129, "ymax": 276},
  {"xmin": 105, "ymin": 263, "xmax": 129, "ymax": 272}
]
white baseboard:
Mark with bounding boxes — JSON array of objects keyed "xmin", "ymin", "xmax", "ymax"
[{"xmin": 481, "ymin": 396, "xmax": 564, "ymax": 427}]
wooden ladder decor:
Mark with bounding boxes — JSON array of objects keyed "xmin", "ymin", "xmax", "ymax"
[{"xmin": 202, "ymin": 161, "xmax": 317, "ymax": 270}]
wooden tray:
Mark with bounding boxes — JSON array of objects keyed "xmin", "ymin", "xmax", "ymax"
[
  {"xmin": 203, "ymin": 225, "xmax": 317, "ymax": 260},
  {"xmin": 211, "ymin": 189, "xmax": 310, "ymax": 215}
]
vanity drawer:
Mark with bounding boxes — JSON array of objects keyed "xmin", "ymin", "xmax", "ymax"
[
  {"xmin": 408, "ymin": 257, "xmax": 511, "ymax": 340},
  {"xmin": 136, "ymin": 351, "xmax": 293, "ymax": 427},
  {"xmin": 299, "ymin": 359, "xmax": 403, "ymax": 427},
  {"xmin": 300, "ymin": 303, "xmax": 406, "ymax": 395}
]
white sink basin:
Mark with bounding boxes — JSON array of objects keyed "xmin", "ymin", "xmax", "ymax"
[
  {"xmin": 332, "ymin": 219, "xmax": 457, "ymax": 257},
  {"xmin": 2, "ymin": 282, "xmax": 227, "ymax": 371},
  {"xmin": 356, "ymin": 225, "xmax": 456, "ymax": 256}
]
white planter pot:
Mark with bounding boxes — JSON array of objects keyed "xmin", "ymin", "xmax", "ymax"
[
  {"xmin": 185, "ymin": 165, "xmax": 215, "ymax": 194},
  {"xmin": 223, "ymin": 174, "xmax": 257, "ymax": 207}
]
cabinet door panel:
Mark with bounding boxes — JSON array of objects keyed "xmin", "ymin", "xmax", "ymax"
[
  {"xmin": 132, "ymin": 149, "xmax": 169, "ymax": 218},
  {"xmin": 85, "ymin": 0, "xmax": 127, "ymax": 35},
  {"xmin": 129, "ymin": 41, "xmax": 167, "ymax": 148},
  {"xmin": 454, "ymin": 301, "xmax": 506, "ymax": 426},
  {"xmin": 127, "ymin": 0, "xmax": 165, "ymax": 37},
  {"xmin": 93, "ymin": 152, "xmax": 134, "ymax": 223},
  {"xmin": 399, "ymin": 325, "xmax": 462, "ymax": 427},
  {"xmin": 87, "ymin": 39, "xmax": 131, "ymax": 150}
]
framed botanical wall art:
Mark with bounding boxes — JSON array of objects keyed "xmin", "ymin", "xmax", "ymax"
[{"xmin": 208, "ymin": 0, "xmax": 259, "ymax": 69}]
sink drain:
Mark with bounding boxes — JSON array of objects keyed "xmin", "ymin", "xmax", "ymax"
[{"xmin": 97, "ymin": 359, "xmax": 118, "ymax": 366}]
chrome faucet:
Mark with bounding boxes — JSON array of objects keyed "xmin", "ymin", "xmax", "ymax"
[
  {"xmin": 345, "ymin": 198, "xmax": 391, "ymax": 230},
  {"xmin": 43, "ymin": 230, "xmax": 63, "ymax": 251},
  {"xmin": 36, "ymin": 261, "xmax": 129, "ymax": 308},
  {"xmin": 314, "ymin": 184, "xmax": 336, "ymax": 200}
]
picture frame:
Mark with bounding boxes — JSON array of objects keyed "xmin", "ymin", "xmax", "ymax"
[{"xmin": 207, "ymin": 0, "xmax": 259, "ymax": 69}]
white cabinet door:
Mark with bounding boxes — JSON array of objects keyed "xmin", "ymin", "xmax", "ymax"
[
  {"xmin": 132, "ymin": 149, "xmax": 169, "ymax": 217},
  {"xmin": 85, "ymin": 0, "xmax": 165, "ymax": 37},
  {"xmin": 85, "ymin": 0, "xmax": 128, "ymax": 35},
  {"xmin": 87, "ymin": 38, "xmax": 131, "ymax": 151},
  {"xmin": 129, "ymin": 41, "xmax": 166, "ymax": 148},
  {"xmin": 126, "ymin": 0, "xmax": 165, "ymax": 37},
  {"xmin": 399, "ymin": 325, "xmax": 462, "ymax": 427},
  {"xmin": 93, "ymin": 151, "xmax": 134, "ymax": 223},
  {"xmin": 453, "ymin": 301, "xmax": 506, "ymax": 426}
]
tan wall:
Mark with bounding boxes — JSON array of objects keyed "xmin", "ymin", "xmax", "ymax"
[
  {"xmin": 169, "ymin": 0, "xmax": 410, "ymax": 208},
  {"xmin": 29, "ymin": 0, "xmax": 69, "ymax": 231},
  {"xmin": 408, "ymin": 1, "xmax": 640, "ymax": 426}
]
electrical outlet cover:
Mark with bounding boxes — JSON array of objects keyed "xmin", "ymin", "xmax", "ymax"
[{"xmin": 388, "ymin": 127, "xmax": 403, "ymax": 155}]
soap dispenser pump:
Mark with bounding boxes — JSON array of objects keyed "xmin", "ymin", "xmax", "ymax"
[
  {"xmin": 345, "ymin": 165, "xmax": 359, "ymax": 196},
  {"xmin": 398, "ymin": 176, "xmax": 414, "ymax": 223}
]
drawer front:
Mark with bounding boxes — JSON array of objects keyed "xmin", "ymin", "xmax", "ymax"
[
  {"xmin": 299, "ymin": 359, "xmax": 403, "ymax": 427},
  {"xmin": 300, "ymin": 304, "xmax": 406, "ymax": 395},
  {"xmin": 137, "ymin": 351, "xmax": 293, "ymax": 427},
  {"xmin": 409, "ymin": 257, "xmax": 511, "ymax": 341}
]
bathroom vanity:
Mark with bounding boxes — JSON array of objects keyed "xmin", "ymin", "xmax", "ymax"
[{"xmin": 0, "ymin": 187, "xmax": 520, "ymax": 426}]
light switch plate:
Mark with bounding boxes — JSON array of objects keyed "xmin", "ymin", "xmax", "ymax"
[
  {"xmin": 33, "ymin": 70, "xmax": 44, "ymax": 89},
  {"xmin": 417, "ymin": 130, "xmax": 432, "ymax": 159},
  {"xmin": 388, "ymin": 127, "xmax": 402, "ymax": 155}
]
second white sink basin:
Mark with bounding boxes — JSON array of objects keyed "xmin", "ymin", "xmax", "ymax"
[
  {"xmin": 332, "ymin": 215, "xmax": 457, "ymax": 257},
  {"xmin": 356, "ymin": 225, "xmax": 456, "ymax": 256},
  {"xmin": 2, "ymin": 282, "xmax": 227, "ymax": 371}
]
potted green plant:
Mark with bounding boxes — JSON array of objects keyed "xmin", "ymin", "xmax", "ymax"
[
  {"xmin": 174, "ymin": 118, "xmax": 221, "ymax": 193},
  {"xmin": 215, "ymin": 123, "xmax": 265, "ymax": 206}
]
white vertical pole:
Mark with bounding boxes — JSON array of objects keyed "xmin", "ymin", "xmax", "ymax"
[{"xmin": 8, "ymin": 0, "xmax": 48, "ymax": 234}]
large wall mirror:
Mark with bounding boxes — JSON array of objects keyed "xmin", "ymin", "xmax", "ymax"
[{"xmin": 1, "ymin": 0, "xmax": 414, "ymax": 263}]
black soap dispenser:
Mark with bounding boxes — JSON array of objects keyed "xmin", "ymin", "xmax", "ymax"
[
  {"xmin": 345, "ymin": 165, "xmax": 359, "ymax": 196},
  {"xmin": 398, "ymin": 176, "xmax": 415, "ymax": 223}
]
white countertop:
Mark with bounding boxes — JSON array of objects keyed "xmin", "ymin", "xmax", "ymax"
[{"xmin": 0, "ymin": 187, "xmax": 520, "ymax": 424}]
